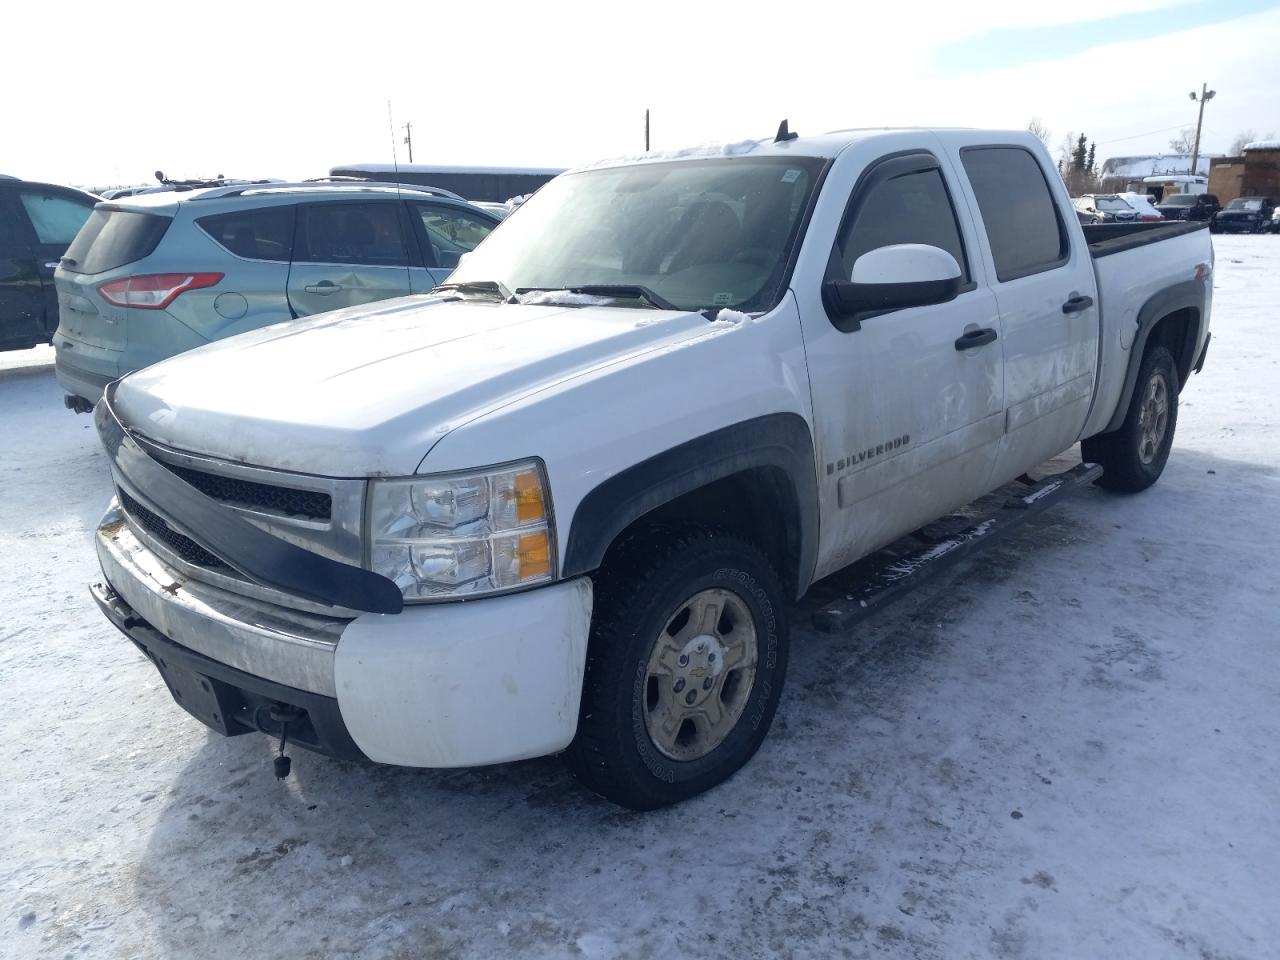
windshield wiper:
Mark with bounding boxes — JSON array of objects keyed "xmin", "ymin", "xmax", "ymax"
[
  {"xmin": 514, "ymin": 284, "xmax": 678, "ymax": 311},
  {"xmin": 430, "ymin": 279, "xmax": 512, "ymax": 301}
]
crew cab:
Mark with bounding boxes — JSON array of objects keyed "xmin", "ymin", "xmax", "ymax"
[{"xmin": 88, "ymin": 128, "xmax": 1213, "ymax": 810}]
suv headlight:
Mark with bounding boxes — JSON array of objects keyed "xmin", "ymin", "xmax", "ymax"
[{"xmin": 368, "ymin": 460, "xmax": 554, "ymax": 600}]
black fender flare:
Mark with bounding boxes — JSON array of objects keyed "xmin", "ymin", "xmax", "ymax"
[
  {"xmin": 1102, "ymin": 278, "xmax": 1206, "ymax": 435},
  {"xmin": 561, "ymin": 413, "xmax": 820, "ymax": 599}
]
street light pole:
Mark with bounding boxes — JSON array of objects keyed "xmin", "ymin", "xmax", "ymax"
[{"xmin": 1189, "ymin": 83, "xmax": 1216, "ymax": 176}]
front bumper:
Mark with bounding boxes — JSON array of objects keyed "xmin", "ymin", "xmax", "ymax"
[{"xmin": 94, "ymin": 504, "xmax": 594, "ymax": 767}]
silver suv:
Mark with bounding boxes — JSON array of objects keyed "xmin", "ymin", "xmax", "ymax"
[{"xmin": 54, "ymin": 181, "xmax": 500, "ymax": 408}]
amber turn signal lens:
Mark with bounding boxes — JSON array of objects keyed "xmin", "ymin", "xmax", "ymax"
[
  {"xmin": 517, "ymin": 531, "xmax": 551, "ymax": 579},
  {"xmin": 515, "ymin": 470, "xmax": 546, "ymax": 524}
]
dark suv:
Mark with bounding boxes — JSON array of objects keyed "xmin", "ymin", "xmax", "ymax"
[
  {"xmin": 1211, "ymin": 197, "xmax": 1275, "ymax": 234},
  {"xmin": 1156, "ymin": 193, "xmax": 1220, "ymax": 222},
  {"xmin": 0, "ymin": 176, "xmax": 97, "ymax": 352}
]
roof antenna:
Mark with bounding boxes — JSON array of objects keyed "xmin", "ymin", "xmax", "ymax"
[{"xmin": 774, "ymin": 119, "xmax": 798, "ymax": 143}]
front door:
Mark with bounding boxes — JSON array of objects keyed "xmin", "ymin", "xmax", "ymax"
[
  {"xmin": 796, "ymin": 149, "xmax": 1005, "ymax": 579},
  {"xmin": 404, "ymin": 201, "xmax": 499, "ymax": 290},
  {"xmin": 954, "ymin": 145, "xmax": 1100, "ymax": 484},
  {"xmin": 0, "ymin": 186, "xmax": 45, "ymax": 350},
  {"xmin": 286, "ymin": 200, "xmax": 416, "ymax": 317}
]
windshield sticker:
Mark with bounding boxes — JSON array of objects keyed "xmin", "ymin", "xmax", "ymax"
[
  {"xmin": 781, "ymin": 168, "xmax": 801, "ymax": 183},
  {"xmin": 713, "ymin": 292, "xmax": 733, "ymax": 306}
]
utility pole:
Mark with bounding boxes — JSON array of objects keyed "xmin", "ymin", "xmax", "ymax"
[
  {"xmin": 1189, "ymin": 83, "xmax": 1216, "ymax": 177},
  {"xmin": 402, "ymin": 122, "xmax": 414, "ymax": 164},
  {"xmin": 644, "ymin": 109, "xmax": 650, "ymax": 152}
]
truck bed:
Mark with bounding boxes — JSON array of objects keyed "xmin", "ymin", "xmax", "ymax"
[{"xmin": 1082, "ymin": 220, "xmax": 1208, "ymax": 258}]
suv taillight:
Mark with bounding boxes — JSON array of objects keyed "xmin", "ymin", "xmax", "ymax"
[{"xmin": 97, "ymin": 273, "xmax": 223, "ymax": 310}]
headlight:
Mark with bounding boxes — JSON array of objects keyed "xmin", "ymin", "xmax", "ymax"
[{"xmin": 368, "ymin": 460, "xmax": 554, "ymax": 600}]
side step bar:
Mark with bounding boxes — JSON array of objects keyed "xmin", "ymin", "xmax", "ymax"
[{"xmin": 810, "ymin": 462, "xmax": 1102, "ymax": 634}]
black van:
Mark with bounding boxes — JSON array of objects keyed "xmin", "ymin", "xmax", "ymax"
[{"xmin": 0, "ymin": 176, "xmax": 98, "ymax": 352}]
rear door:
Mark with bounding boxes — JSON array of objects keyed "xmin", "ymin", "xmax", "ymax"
[
  {"xmin": 796, "ymin": 141, "xmax": 1006, "ymax": 574},
  {"xmin": 0, "ymin": 184, "xmax": 46, "ymax": 349},
  {"xmin": 13, "ymin": 184, "xmax": 96, "ymax": 337},
  {"xmin": 952, "ymin": 141, "xmax": 1100, "ymax": 484},
  {"xmin": 286, "ymin": 200, "xmax": 414, "ymax": 316},
  {"xmin": 404, "ymin": 201, "xmax": 499, "ymax": 289}
]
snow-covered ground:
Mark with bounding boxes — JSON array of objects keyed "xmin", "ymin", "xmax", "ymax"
[{"xmin": 3, "ymin": 236, "xmax": 1277, "ymax": 960}]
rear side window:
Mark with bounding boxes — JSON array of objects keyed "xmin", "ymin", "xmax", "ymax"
[
  {"xmin": 410, "ymin": 202, "xmax": 495, "ymax": 268},
  {"xmin": 961, "ymin": 147, "xmax": 1067, "ymax": 282},
  {"xmin": 62, "ymin": 207, "xmax": 172, "ymax": 274},
  {"xmin": 295, "ymin": 202, "xmax": 408, "ymax": 266},
  {"xmin": 18, "ymin": 190, "xmax": 95, "ymax": 244},
  {"xmin": 197, "ymin": 206, "xmax": 295, "ymax": 261},
  {"xmin": 834, "ymin": 166, "xmax": 969, "ymax": 283}
]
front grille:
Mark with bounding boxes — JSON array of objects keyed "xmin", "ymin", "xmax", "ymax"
[
  {"xmin": 118, "ymin": 488, "xmax": 227, "ymax": 569},
  {"xmin": 163, "ymin": 463, "xmax": 332, "ymax": 520}
]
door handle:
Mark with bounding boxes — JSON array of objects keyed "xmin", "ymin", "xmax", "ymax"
[
  {"xmin": 954, "ymin": 327, "xmax": 998, "ymax": 350},
  {"xmin": 1062, "ymin": 294, "xmax": 1094, "ymax": 314},
  {"xmin": 43, "ymin": 261, "xmax": 61, "ymax": 270},
  {"xmin": 304, "ymin": 281, "xmax": 342, "ymax": 295}
]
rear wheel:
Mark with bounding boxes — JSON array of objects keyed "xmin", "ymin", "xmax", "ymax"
[
  {"xmin": 564, "ymin": 527, "xmax": 788, "ymax": 810},
  {"xmin": 1082, "ymin": 345, "xmax": 1179, "ymax": 492}
]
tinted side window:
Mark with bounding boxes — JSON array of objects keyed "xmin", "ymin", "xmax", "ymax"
[
  {"xmin": 835, "ymin": 167, "xmax": 969, "ymax": 283},
  {"xmin": 197, "ymin": 206, "xmax": 295, "ymax": 261},
  {"xmin": 296, "ymin": 202, "xmax": 407, "ymax": 266},
  {"xmin": 411, "ymin": 203, "xmax": 495, "ymax": 268},
  {"xmin": 961, "ymin": 147, "xmax": 1067, "ymax": 282},
  {"xmin": 18, "ymin": 190, "xmax": 94, "ymax": 245}
]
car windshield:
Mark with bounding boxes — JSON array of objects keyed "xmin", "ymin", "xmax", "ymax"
[
  {"xmin": 446, "ymin": 156, "xmax": 826, "ymax": 313},
  {"xmin": 1162, "ymin": 194, "xmax": 1196, "ymax": 206},
  {"xmin": 1225, "ymin": 199, "xmax": 1264, "ymax": 211},
  {"xmin": 1096, "ymin": 197, "xmax": 1130, "ymax": 212}
]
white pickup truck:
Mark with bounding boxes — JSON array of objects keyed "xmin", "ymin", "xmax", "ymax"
[{"xmin": 89, "ymin": 127, "xmax": 1213, "ymax": 809}]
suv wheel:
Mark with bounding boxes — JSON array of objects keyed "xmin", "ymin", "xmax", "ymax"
[{"xmin": 564, "ymin": 527, "xmax": 788, "ymax": 810}]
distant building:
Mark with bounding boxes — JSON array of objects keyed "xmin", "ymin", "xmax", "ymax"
[
  {"xmin": 1100, "ymin": 153, "xmax": 1219, "ymax": 182},
  {"xmin": 1208, "ymin": 141, "xmax": 1280, "ymax": 204}
]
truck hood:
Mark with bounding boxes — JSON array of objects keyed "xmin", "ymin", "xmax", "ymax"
[{"xmin": 112, "ymin": 295, "xmax": 712, "ymax": 476}]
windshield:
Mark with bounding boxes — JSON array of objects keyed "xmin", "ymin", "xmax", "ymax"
[
  {"xmin": 1096, "ymin": 197, "xmax": 1130, "ymax": 212},
  {"xmin": 1161, "ymin": 194, "xmax": 1196, "ymax": 206},
  {"xmin": 447, "ymin": 157, "xmax": 826, "ymax": 313},
  {"xmin": 1225, "ymin": 198, "xmax": 1264, "ymax": 211}
]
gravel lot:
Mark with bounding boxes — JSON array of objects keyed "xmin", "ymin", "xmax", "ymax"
[{"xmin": 3, "ymin": 235, "xmax": 1277, "ymax": 960}]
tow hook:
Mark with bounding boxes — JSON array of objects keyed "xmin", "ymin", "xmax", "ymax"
[{"xmin": 264, "ymin": 704, "xmax": 305, "ymax": 779}]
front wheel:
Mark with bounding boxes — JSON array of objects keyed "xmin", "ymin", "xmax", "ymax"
[
  {"xmin": 564, "ymin": 527, "xmax": 789, "ymax": 810},
  {"xmin": 1082, "ymin": 345, "xmax": 1179, "ymax": 492}
]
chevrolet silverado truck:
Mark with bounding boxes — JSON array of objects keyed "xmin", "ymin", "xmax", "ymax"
[{"xmin": 89, "ymin": 128, "xmax": 1213, "ymax": 809}]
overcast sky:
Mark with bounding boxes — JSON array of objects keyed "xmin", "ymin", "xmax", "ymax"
[{"xmin": 4, "ymin": 0, "xmax": 1277, "ymax": 189}]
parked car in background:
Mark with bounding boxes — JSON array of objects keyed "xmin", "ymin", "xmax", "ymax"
[
  {"xmin": 1157, "ymin": 193, "xmax": 1220, "ymax": 221},
  {"xmin": 1120, "ymin": 192, "xmax": 1163, "ymax": 222},
  {"xmin": 1, "ymin": 176, "xmax": 98, "ymax": 352},
  {"xmin": 54, "ymin": 181, "xmax": 500, "ymax": 410},
  {"xmin": 1073, "ymin": 194, "xmax": 1139, "ymax": 223},
  {"xmin": 1211, "ymin": 197, "xmax": 1275, "ymax": 234}
]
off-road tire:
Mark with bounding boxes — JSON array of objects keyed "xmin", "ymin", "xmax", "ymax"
[
  {"xmin": 1082, "ymin": 344, "xmax": 1179, "ymax": 492},
  {"xmin": 563, "ymin": 526, "xmax": 788, "ymax": 810}
]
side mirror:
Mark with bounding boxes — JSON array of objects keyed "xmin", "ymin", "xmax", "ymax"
[{"xmin": 823, "ymin": 243, "xmax": 962, "ymax": 330}]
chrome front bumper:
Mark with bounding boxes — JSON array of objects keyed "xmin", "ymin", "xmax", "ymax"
[{"xmin": 95, "ymin": 503, "xmax": 350, "ymax": 696}]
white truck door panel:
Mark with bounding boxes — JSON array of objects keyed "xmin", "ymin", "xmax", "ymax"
[
  {"xmin": 793, "ymin": 144, "xmax": 1005, "ymax": 579},
  {"xmin": 953, "ymin": 144, "xmax": 1100, "ymax": 481}
]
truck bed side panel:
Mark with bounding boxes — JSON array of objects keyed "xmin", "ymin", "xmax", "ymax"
[{"xmin": 1080, "ymin": 226, "xmax": 1212, "ymax": 440}]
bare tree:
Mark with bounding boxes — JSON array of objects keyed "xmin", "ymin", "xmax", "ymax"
[
  {"xmin": 1028, "ymin": 118, "xmax": 1051, "ymax": 145},
  {"xmin": 1229, "ymin": 129, "xmax": 1276, "ymax": 154},
  {"xmin": 1229, "ymin": 130, "xmax": 1257, "ymax": 155},
  {"xmin": 1168, "ymin": 128, "xmax": 1195, "ymax": 153}
]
